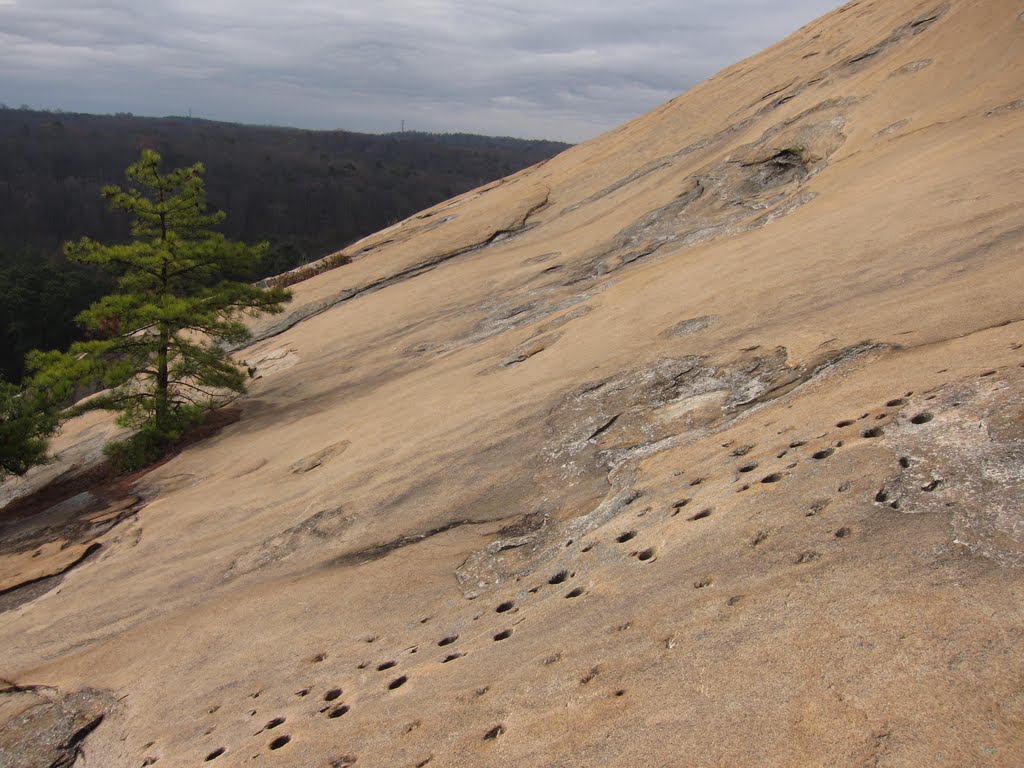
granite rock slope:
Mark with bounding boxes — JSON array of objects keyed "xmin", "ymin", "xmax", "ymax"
[{"xmin": 2, "ymin": 1, "xmax": 1023, "ymax": 766}]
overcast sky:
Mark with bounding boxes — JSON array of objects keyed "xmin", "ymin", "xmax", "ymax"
[{"xmin": 0, "ymin": 0, "xmax": 841, "ymax": 142}]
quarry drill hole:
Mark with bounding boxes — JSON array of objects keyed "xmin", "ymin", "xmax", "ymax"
[
  {"xmin": 690, "ymin": 477, "xmax": 705, "ymax": 486},
  {"xmin": 324, "ymin": 689, "xmax": 342, "ymax": 702},
  {"xmin": 205, "ymin": 748, "xmax": 226, "ymax": 761},
  {"xmin": 493, "ymin": 629, "xmax": 513, "ymax": 641},
  {"xmin": 835, "ymin": 527, "xmax": 851, "ymax": 538},
  {"xmin": 265, "ymin": 717, "xmax": 286, "ymax": 730},
  {"xmin": 862, "ymin": 427, "xmax": 884, "ymax": 438},
  {"xmin": 329, "ymin": 706, "xmax": 350, "ymax": 719},
  {"xmin": 670, "ymin": 499, "xmax": 691, "ymax": 515},
  {"xmin": 438, "ymin": 635, "xmax": 458, "ymax": 646},
  {"xmin": 910, "ymin": 412, "xmax": 934, "ymax": 424},
  {"xmin": 295, "ymin": 689, "xmax": 309, "ymax": 697},
  {"xmin": 899, "ymin": 456, "xmax": 911, "ymax": 469},
  {"xmin": 616, "ymin": 530, "xmax": 638, "ymax": 543},
  {"xmin": 761, "ymin": 473, "xmax": 784, "ymax": 484},
  {"xmin": 388, "ymin": 675, "xmax": 409, "ymax": 690},
  {"xmin": 565, "ymin": 587, "xmax": 585, "ymax": 598},
  {"xmin": 378, "ymin": 661, "xmax": 398, "ymax": 671},
  {"xmin": 739, "ymin": 462, "xmax": 759, "ymax": 473},
  {"xmin": 636, "ymin": 548, "xmax": 656, "ymax": 562},
  {"xmin": 875, "ymin": 489, "xmax": 890, "ymax": 503},
  {"xmin": 269, "ymin": 735, "xmax": 291, "ymax": 750},
  {"xmin": 549, "ymin": 570, "xmax": 570, "ymax": 584},
  {"xmin": 484, "ymin": 725, "xmax": 506, "ymax": 741},
  {"xmin": 496, "ymin": 601, "xmax": 515, "ymax": 613},
  {"xmin": 922, "ymin": 479, "xmax": 943, "ymax": 492},
  {"xmin": 789, "ymin": 440, "xmax": 807, "ymax": 448},
  {"xmin": 836, "ymin": 420, "xmax": 855, "ymax": 428},
  {"xmin": 812, "ymin": 448, "xmax": 835, "ymax": 460},
  {"xmin": 442, "ymin": 653, "xmax": 465, "ymax": 663},
  {"xmin": 689, "ymin": 508, "xmax": 713, "ymax": 521}
]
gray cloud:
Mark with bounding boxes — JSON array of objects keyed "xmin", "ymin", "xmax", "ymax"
[{"xmin": 0, "ymin": 0, "xmax": 840, "ymax": 141}]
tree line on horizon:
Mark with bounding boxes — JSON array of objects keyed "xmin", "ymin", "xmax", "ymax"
[{"xmin": 0, "ymin": 107, "xmax": 570, "ymax": 383}]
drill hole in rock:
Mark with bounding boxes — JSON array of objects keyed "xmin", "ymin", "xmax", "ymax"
[
  {"xmin": 438, "ymin": 635, "xmax": 458, "ymax": 647},
  {"xmin": 269, "ymin": 735, "xmax": 291, "ymax": 750},
  {"xmin": 689, "ymin": 508, "xmax": 713, "ymax": 521},
  {"xmin": 265, "ymin": 717, "xmax": 285, "ymax": 730},
  {"xmin": 324, "ymin": 689, "xmax": 342, "ymax": 702},
  {"xmin": 836, "ymin": 420, "xmax": 855, "ymax": 428},
  {"xmin": 739, "ymin": 462, "xmax": 759, "ymax": 473},
  {"xmin": 484, "ymin": 725, "xmax": 506, "ymax": 741},
  {"xmin": 388, "ymin": 675, "xmax": 409, "ymax": 690},
  {"xmin": 442, "ymin": 652, "xmax": 465, "ymax": 663},
  {"xmin": 886, "ymin": 398, "xmax": 906, "ymax": 407},
  {"xmin": 910, "ymin": 412, "xmax": 934, "ymax": 425},
  {"xmin": 329, "ymin": 705, "xmax": 350, "ymax": 719},
  {"xmin": 812, "ymin": 448, "xmax": 835, "ymax": 460},
  {"xmin": 565, "ymin": 587, "xmax": 585, "ymax": 598},
  {"xmin": 862, "ymin": 427, "xmax": 884, "ymax": 438},
  {"xmin": 549, "ymin": 570, "xmax": 570, "ymax": 585},
  {"xmin": 493, "ymin": 629, "xmax": 513, "ymax": 641},
  {"xmin": 616, "ymin": 530, "xmax": 637, "ymax": 543},
  {"xmin": 761, "ymin": 473, "xmax": 783, "ymax": 484},
  {"xmin": 377, "ymin": 661, "xmax": 398, "ymax": 671},
  {"xmin": 205, "ymin": 748, "xmax": 226, "ymax": 761},
  {"xmin": 636, "ymin": 548, "xmax": 656, "ymax": 562},
  {"xmin": 496, "ymin": 601, "xmax": 515, "ymax": 613}
]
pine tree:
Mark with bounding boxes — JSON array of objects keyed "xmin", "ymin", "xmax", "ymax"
[{"xmin": 29, "ymin": 150, "xmax": 291, "ymax": 467}]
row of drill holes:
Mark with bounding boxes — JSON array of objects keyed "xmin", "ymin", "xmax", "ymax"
[
  {"xmin": 213, "ymin": 394, "xmax": 929, "ymax": 768},
  {"xmin": 296, "ymin": 398, "xmax": 934, "ymax": 753}
]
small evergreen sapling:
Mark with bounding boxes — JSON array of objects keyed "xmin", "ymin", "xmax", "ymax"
[{"xmin": 29, "ymin": 150, "xmax": 291, "ymax": 467}]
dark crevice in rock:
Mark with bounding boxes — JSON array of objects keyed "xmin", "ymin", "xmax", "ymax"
[
  {"xmin": 329, "ymin": 519, "xmax": 486, "ymax": 567},
  {"xmin": 0, "ymin": 543, "xmax": 103, "ymax": 614},
  {"xmin": 235, "ymin": 191, "xmax": 551, "ymax": 352}
]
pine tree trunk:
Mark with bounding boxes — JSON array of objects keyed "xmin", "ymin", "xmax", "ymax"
[{"xmin": 156, "ymin": 324, "xmax": 169, "ymax": 433}]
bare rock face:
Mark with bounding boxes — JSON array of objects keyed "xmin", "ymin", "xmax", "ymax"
[{"xmin": 2, "ymin": 1, "xmax": 1023, "ymax": 766}]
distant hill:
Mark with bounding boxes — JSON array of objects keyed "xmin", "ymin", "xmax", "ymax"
[
  {"xmin": 0, "ymin": 108, "xmax": 570, "ymax": 269},
  {"xmin": 0, "ymin": 108, "xmax": 569, "ymax": 381}
]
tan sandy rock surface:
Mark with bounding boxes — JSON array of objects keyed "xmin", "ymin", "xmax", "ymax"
[{"xmin": 2, "ymin": 1, "xmax": 1023, "ymax": 766}]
